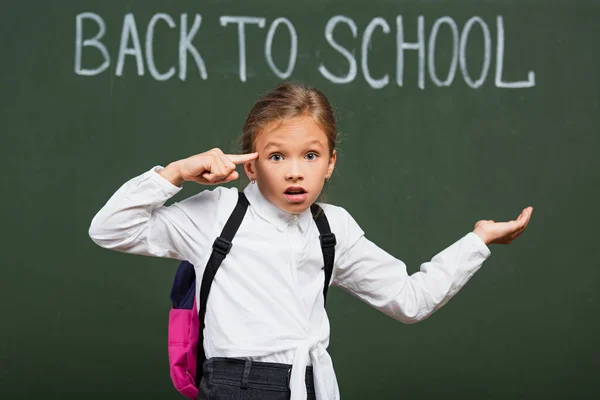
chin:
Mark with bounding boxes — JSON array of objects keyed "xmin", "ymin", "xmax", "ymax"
[
  {"xmin": 282, "ymin": 198, "xmax": 313, "ymax": 212},
  {"xmin": 282, "ymin": 203, "xmax": 308, "ymax": 214}
]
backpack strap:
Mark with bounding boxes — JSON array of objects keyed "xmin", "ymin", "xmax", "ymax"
[
  {"xmin": 196, "ymin": 191, "xmax": 249, "ymax": 386},
  {"xmin": 198, "ymin": 192, "xmax": 249, "ymax": 322},
  {"xmin": 310, "ymin": 204, "xmax": 337, "ymax": 307}
]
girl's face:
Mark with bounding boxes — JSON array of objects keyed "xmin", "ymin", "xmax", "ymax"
[{"xmin": 244, "ymin": 115, "xmax": 336, "ymax": 214}]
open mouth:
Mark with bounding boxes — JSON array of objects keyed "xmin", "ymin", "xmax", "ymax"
[{"xmin": 284, "ymin": 187, "xmax": 308, "ymax": 203}]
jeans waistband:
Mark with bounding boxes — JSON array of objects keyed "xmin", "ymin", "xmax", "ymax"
[{"xmin": 206, "ymin": 357, "xmax": 315, "ymax": 392}]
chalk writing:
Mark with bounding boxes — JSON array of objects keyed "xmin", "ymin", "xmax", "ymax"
[{"xmin": 74, "ymin": 12, "xmax": 536, "ymax": 89}]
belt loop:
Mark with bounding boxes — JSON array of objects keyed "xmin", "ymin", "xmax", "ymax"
[
  {"xmin": 241, "ymin": 360, "xmax": 252, "ymax": 389},
  {"xmin": 287, "ymin": 367, "xmax": 292, "ymax": 387}
]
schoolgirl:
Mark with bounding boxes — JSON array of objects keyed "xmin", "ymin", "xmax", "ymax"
[{"xmin": 89, "ymin": 82, "xmax": 532, "ymax": 400}]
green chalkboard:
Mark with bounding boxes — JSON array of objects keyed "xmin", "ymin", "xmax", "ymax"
[{"xmin": 1, "ymin": 0, "xmax": 599, "ymax": 399}]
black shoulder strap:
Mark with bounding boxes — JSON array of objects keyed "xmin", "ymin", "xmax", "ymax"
[
  {"xmin": 311, "ymin": 204, "xmax": 336, "ymax": 307},
  {"xmin": 198, "ymin": 192, "xmax": 249, "ymax": 322},
  {"xmin": 196, "ymin": 191, "xmax": 248, "ymax": 386}
]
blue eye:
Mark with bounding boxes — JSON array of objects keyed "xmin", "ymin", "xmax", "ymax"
[
  {"xmin": 269, "ymin": 154, "xmax": 283, "ymax": 162},
  {"xmin": 305, "ymin": 152, "xmax": 318, "ymax": 161}
]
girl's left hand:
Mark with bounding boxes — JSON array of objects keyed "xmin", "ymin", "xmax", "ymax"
[{"xmin": 473, "ymin": 206, "xmax": 533, "ymax": 245}]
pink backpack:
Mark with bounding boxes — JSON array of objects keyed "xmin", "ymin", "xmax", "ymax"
[
  {"xmin": 168, "ymin": 289, "xmax": 200, "ymax": 399},
  {"xmin": 167, "ymin": 192, "xmax": 336, "ymax": 398}
]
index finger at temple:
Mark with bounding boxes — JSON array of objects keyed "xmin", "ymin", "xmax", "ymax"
[{"xmin": 226, "ymin": 152, "xmax": 259, "ymax": 164}]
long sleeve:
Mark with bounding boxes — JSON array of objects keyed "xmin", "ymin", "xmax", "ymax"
[
  {"xmin": 331, "ymin": 208, "xmax": 491, "ymax": 324},
  {"xmin": 88, "ymin": 166, "xmax": 232, "ymax": 265}
]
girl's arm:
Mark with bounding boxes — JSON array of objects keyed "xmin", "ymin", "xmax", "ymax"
[
  {"xmin": 330, "ymin": 208, "xmax": 491, "ymax": 324},
  {"xmin": 88, "ymin": 150, "xmax": 258, "ymax": 264},
  {"xmin": 331, "ymin": 205, "xmax": 532, "ymax": 323},
  {"xmin": 88, "ymin": 165, "xmax": 232, "ymax": 265}
]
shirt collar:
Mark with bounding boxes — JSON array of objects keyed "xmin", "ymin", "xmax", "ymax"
[{"xmin": 243, "ymin": 182, "xmax": 312, "ymax": 233}]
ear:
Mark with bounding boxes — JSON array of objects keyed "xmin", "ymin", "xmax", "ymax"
[
  {"xmin": 326, "ymin": 150, "xmax": 337, "ymax": 179},
  {"xmin": 244, "ymin": 160, "xmax": 256, "ymax": 180}
]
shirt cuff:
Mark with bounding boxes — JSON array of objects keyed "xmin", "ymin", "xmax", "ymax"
[
  {"xmin": 466, "ymin": 231, "xmax": 491, "ymax": 258},
  {"xmin": 149, "ymin": 165, "xmax": 184, "ymax": 193}
]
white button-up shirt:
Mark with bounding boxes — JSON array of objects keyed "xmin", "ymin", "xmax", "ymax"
[{"xmin": 88, "ymin": 166, "xmax": 491, "ymax": 400}]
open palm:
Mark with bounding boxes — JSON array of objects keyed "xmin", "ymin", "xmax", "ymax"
[{"xmin": 473, "ymin": 207, "xmax": 533, "ymax": 245}]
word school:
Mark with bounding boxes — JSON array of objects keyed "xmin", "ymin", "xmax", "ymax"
[{"xmin": 75, "ymin": 13, "xmax": 536, "ymax": 89}]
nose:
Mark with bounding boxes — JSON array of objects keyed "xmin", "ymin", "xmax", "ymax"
[{"xmin": 285, "ymin": 160, "xmax": 304, "ymax": 181}]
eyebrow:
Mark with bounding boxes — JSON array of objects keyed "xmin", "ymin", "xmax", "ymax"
[
  {"xmin": 305, "ymin": 140, "xmax": 325, "ymax": 148},
  {"xmin": 263, "ymin": 140, "xmax": 325, "ymax": 150},
  {"xmin": 263, "ymin": 141, "xmax": 284, "ymax": 150}
]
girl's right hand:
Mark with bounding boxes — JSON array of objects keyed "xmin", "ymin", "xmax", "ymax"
[{"xmin": 176, "ymin": 148, "xmax": 258, "ymax": 185}]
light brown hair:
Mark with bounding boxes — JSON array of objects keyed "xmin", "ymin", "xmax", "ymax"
[{"xmin": 241, "ymin": 82, "xmax": 338, "ymax": 157}]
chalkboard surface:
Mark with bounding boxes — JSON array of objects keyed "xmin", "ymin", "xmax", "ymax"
[{"xmin": 2, "ymin": 0, "xmax": 599, "ymax": 399}]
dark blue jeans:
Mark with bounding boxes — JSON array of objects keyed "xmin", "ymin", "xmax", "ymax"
[{"xmin": 198, "ymin": 357, "xmax": 316, "ymax": 400}]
